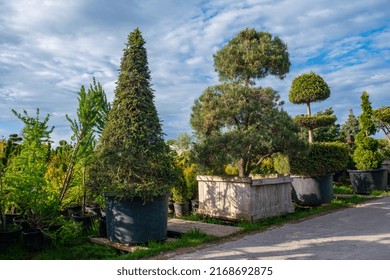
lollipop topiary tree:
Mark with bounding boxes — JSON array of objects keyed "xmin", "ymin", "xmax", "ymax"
[
  {"xmin": 289, "ymin": 71, "xmax": 336, "ymax": 143},
  {"xmin": 287, "ymin": 72, "xmax": 349, "ymax": 205}
]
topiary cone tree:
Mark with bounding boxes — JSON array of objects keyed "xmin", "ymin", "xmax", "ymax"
[
  {"xmin": 89, "ymin": 28, "xmax": 174, "ymax": 201},
  {"xmin": 289, "ymin": 71, "xmax": 335, "ymax": 143}
]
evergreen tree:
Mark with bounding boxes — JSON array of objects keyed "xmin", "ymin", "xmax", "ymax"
[
  {"xmin": 353, "ymin": 91, "xmax": 382, "ymax": 170},
  {"xmin": 89, "ymin": 28, "xmax": 174, "ymax": 200},
  {"xmin": 340, "ymin": 108, "xmax": 360, "ymax": 144}
]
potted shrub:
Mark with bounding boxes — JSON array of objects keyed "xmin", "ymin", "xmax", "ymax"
[
  {"xmin": 2, "ymin": 109, "xmax": 61, "ymax": 251},
  {"xmin": 191, "ymin": 29, "xmax": 298, "ymax": 221},
  {"xmin": 169, "ymin": 134, "xmax": 198, "ymax": 217},
  {"xmin": 88, "ymin": 28, "xmax": 175, "ymax": 244},
  {"xmin": 287, "ymin": 72, "xmax": 349, "ymax": 205},
  {"xmin": 282, "ymin": 142, "xmax": 350, "ymax": 205},
  {"xmin": 349, "ymin": 92, "xmax": 386, "ymax": 194}
]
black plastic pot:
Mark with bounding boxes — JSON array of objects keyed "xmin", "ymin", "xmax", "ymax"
[
  {"xmin": 105, "ymin": 195, "xmax": 168, "ymax": 244},
  {"xmin": 0, "ymin": 224, "xmax": 22, "ymax": 250},
  {"xmin": 23, "ymin": 229, "xmax": 45, "ymax": 252},
  {"xmin": 67, "ymin": 205, "xmax": 82, "ymax": 217},
  {"xmin": 174, "ymin": 201, "xmax": 190, "ymax": 217},
  {"xmin": 4, "ymin": 214, "xmax": 21, "ymax": 225},
  {"xmin": 291, "ymin": 174, "xmax": 334, "ymax": 206},
  {"xmin": 349, "ymin": 168, "xmax": 388, "ymax": 194},
  {"xmin": 13, "ymin": 216, "xmax": 31, "ymax": 231},
  {"xmin": 71, "ymin": 212, "xmax": 96, "ymax": 230}
]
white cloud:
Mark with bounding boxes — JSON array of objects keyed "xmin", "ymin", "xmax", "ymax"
[{"xmin": 0, "ymin": 0, "xmax": 389, "ymax": 143}]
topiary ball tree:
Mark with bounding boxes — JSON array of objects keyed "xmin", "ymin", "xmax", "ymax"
[
  {"xmin": 353, "ymin": 91, "xmax": 382, "ymax": 170},
  {"xmin": 289, "ymin": 71, "xmax": 334, "ymax": 143},
  {"xmin": 89, "ymin": 28, "xmax": 174, "ymax": 201},
  {"xmin": 213, "ymin": 28, "xmax": 290, "ymax": 86}
]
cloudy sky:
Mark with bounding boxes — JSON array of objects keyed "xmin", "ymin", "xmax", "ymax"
[{"xmin": 0, "ymin": 0, "xmax": 389, "ymax": 144}]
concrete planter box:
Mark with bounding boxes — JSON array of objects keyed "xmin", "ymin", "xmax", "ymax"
[{"xmin": 197, "ymin": 175, "xmax": 294, "ymax": 221}]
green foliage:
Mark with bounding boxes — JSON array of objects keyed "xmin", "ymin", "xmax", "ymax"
[
  {"xmin": 353, "ymin": 92, "xmax": 382, "ymax": 170},
  {"xmin": 359, "ymin": 92, "xmax": 376, "ymax": 136},
  {"xmin": 373, "ymin": 106, "xmax": 390, "ymax": 142},
  {"xmin": 213, "ymin": 28, "xmax": 290, "ymax": 84},
  {"xmin": 353, "ymin": 145, "xmax": 382, "ymax": 170},
  {"xmin": 378, "ymin": 139, "xmax": 390, "ymax": 160},
  {"xmin": 60, "ymin": 78, "xmax": 110, "ymax": 205},
  {"xmin": 170, "ymin": 134, "xmax": 198, "ymax": 203},
  {"xmin": 3, "ymin": 109, "xmax": 59, "ymax": 228},
  {"xmin": 294, "ymin": 115, "xmax": 337, "ymax": 129},
  {"xmin": 89, "ymin": 28, "xmax": 174, "ymax": 200},
  {"xmin": 289, "ymin": 71, "xmax": 331, "ymax": 105},
  {"xmin": 191, "ymin": 83, "xmax": 302, "ymax": 177},
  {"xmin": 340, "ymin": 108, "xmax": 360, "ymax": 144},
  {"xmin": 289, "ymin": 72, "xmax": 332, "ymax": 144},
  {"xmin": 288, "ymin": 142, "xmax": 350, "ymax": 176}
]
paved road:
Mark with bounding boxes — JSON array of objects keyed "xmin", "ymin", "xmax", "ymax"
[{"xmin": 171, "ymin": 196, "xmax": 390, "ymax": 260}]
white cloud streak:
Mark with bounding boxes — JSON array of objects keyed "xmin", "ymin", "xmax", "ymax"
[{"xmin": 0, "ymin": 0, "xmax": 389, "ymax": 144}]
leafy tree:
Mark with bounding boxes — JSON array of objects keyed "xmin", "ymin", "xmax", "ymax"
[
  {"xmin": 89, "ymin": 28, "xmax": 174, "ymax": 201},
  {"xmin": 214, "ymin": 28, "xmax": 290, "ymax": 85},
  {"xmin": 289, "ymin": 71, "xmax": 334, "ymax": 143},
  {"xmin": 373, "ymin": 106, "xmax": 390, "ymax": 143},
  {"xmin": 59, "ymin": 78, "xmax": 110, "ymax": 204},
  {"xmin": 353, "ymin": 92, "xmax": 382, "ymax": 170}
]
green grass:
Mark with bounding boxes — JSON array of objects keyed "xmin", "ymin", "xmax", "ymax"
[{"xmin": 1, "ymin": 189, "xmax": 389, "ymax": 260}]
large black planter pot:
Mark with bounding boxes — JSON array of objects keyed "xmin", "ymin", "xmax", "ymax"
[
  {"xmin": 23, "ymin": 229, "xmax": 45, "ymax": 252},
  {"xmin": 291, "ymin": 174, "xmax": 334, "ymax": 206},
  {"xmin": 105, "ymin": 195, "xmax": 168, "ymax": 244},
  {"xmin": 348, "ymin": 168, "xmax": 388, "ymax": 194},
  {"xmin": 0, "ymin": 224, "xmax": 22, "ymax": 250}
]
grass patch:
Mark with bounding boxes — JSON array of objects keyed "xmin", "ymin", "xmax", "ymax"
[{"xmin": 333, "ymin": 184, "xmax": 354, "ymax": 194}]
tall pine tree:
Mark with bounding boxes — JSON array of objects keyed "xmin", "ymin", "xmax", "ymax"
[{"xmin": 90, "ymin": 28, "xmax": 173, "ymax": 200}]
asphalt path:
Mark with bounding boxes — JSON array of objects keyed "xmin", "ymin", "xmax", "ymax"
[{"xmin": 171, "ymin": 196, "xmax": 390, "ymax": 260}]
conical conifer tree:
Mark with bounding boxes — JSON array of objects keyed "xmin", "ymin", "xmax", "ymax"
[{"xmin": 90, "ymin": 28, "xmax": 173, "ymax": 200}]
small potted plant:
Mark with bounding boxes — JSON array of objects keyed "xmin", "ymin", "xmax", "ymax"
[
  {"xmin": 88, "ymin": 28, "xmax": 175, "ymax": 244},
  {"xmin": 348, "ymin": 92, "xmax": 386, "ymax": 194}
]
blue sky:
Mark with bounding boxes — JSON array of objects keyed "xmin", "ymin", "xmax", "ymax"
[{"xmin": 0, "ymin": 0, "xmax": 389, "ymax": 144}]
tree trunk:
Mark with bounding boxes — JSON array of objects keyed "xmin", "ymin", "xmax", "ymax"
[
  {"xmin": 238, "ymin": 158, "xmax": 246, "ymax": 178},
  {"xmin": 307, "ymin": 102, "xmax": 313, "ymax": 144}
]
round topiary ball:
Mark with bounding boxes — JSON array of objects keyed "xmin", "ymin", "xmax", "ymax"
[{"xmin": 289, "ymin": 71, "xmax": 330, "ymax": 104}]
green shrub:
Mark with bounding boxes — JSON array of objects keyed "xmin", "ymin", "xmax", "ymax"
[
  {"xmin": 287, "ymin": 142, "xmax": 349, "ymax": 176},
  {"xmin": 352, "ymin": 92, "xmax": 382, "ymax": 170},
  {"xmin": 353, "ymin": 145, "xmax": 382, "ymax": 170}
]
